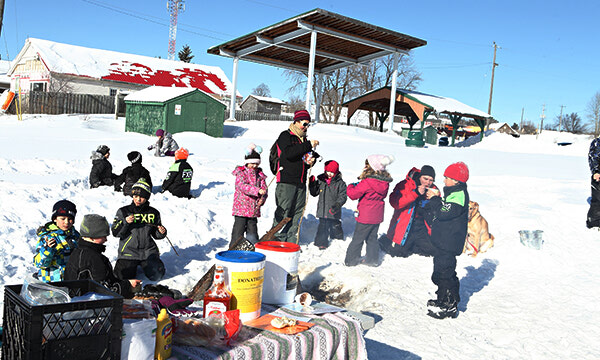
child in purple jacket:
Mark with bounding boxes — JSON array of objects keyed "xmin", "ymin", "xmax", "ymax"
[
  {"xmin": 344, "ymin": 154, "xmax": 394, "ymax": 267},
  {"xmin": 231, "ymin": 144, "xmax": 268, "ymax": 246}
]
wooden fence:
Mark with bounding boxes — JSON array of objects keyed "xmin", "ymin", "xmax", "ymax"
[
  {"xmin": 230, "ymin": 110, "xmax": 293, "ymax": 122},
  {"xmin": 26, "ymin": 92, "xmax": 126, "ymax": 115}
]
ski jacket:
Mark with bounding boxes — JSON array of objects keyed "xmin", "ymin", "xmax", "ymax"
[
  {"xmin": 387, "ymin": 168, "xmax": 437, "ymax": 246},
  {"xmin": 347, "ymin": 174, "xmax": 393, "ymax": 224},
  {"xmin": 162, "ymin": 159, "xmax": 193, "ymax": 198},
  {"xmin": 275, "ymin": 129, "xmax": 313, "ymax": 185},
  {"xmin": 111, "ymin": 201, "xmax": 166, "ymax": 261},
  {"xmin": 64, "ymin": 240, "xmax": 134, "ymax": 298},
  {"xmin": 114, "ymin": 163, "xmax": 153, "ymax": 195},
  {"xmin": 589, "ymin": 138, "xmax": 600, "ymax": 174},
  {"xmin": 309, "ymin": 172, "xmax": 348, "ymax": 220},
  {"xmin": 232, "ymin": 165, "xmax": 268, "ymax": 218},
  {"xmin": 150, "ymin": 132, "xmax": 179, "ymax": 157},
  {"xmin": 33, "ymin": 222, "xmax": 80, "ymax": 282},
  {"xmin": 424, "ymin": 182, "xmax": 469, "ymax": 255},
  {"xmin": 90, "ymin": 152, "xmax": 117, "ymax": 188}
]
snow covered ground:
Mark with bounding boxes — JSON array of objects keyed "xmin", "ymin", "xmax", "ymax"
[{"xmin": 1, "ymin": 114, "xmax": 599, "ymax": 359}]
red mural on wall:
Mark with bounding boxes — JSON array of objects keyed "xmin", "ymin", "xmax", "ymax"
[{"xmin": 102, "ymin": 61, "xmax": 228, "ymax": 95}]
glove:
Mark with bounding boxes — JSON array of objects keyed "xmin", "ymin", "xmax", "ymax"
[
  {"xmin": 310, "ymin": 175, "xmax": 316, "ymax": 183},
  {"xmin": 114, "ymin": 185, "xmax": 122, "ymax": 192},
  {"xmin": 329, "ymin": 204, "xmax": 341, "ymax": 216},
  {"xmin": 147, "ymin": 145, "xmax": 153, "ymax": 150}
]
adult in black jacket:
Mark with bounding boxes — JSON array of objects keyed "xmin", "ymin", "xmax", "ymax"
[
  {"xmin": 114, "ymin": 151, "xmax": 153, "ymax": 195},
  {"xmin": 89, "ymin": 145, "xmax": 118, "ymax": 188},
  {"xmin": 112, "ymin": 179, "xmax": 168, "ymax": 281},
  {"xmin": 161, "ymin": 148, "xmax": 193, "ymax": 198},
  {"xmin": 272, "ymin": 110, "xmax": 319, "ymax": 243},
  {"xmin": 308, "ymin": 160, "xmax": 347, "ymax": 248},
  {"xmin": 65, "ymin": 214, "xmax": 140, "ymax": 299}
]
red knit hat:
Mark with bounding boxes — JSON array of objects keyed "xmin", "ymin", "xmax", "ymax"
[
  {"xmin": 293, "ymin": 109, "xmax": 311, "ymax": 122},
  {"xmin": 444, "ymin": 162, "xmax": 469, "ymax": 183},
  {"xmin": 324, "ymin": 160, "xmax": 339, "ymax": 174}
]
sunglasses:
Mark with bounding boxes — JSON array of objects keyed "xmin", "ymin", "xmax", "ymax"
[{"xmin": 300, "ymin": 121, "xmax": 311, "ymax": 128}]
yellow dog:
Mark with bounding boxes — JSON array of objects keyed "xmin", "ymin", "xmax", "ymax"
[{"xmin": 464, "ymin": 201, "xmax": 494, "ymax": 257}]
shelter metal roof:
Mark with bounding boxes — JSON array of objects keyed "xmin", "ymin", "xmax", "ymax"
[
  {"xmin": 207, "ymin": 8, "xmax": 427, "ymax": 74},
  {"xmin": 343, "ymin": 86, "xmax": 491, "ymax": 121}
]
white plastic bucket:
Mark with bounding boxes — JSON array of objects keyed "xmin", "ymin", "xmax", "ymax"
[
  {"xmin": 215, "ymin": 250, "xmax": 266, "ymax": 323},
  {"xmin": 254, "ymin": 241, "xmax": 301, "ymax": 305}
]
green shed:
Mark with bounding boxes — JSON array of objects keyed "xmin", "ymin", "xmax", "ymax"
[
  {"xmin": 124, "ymin": 86, "xmax": 226, "ymax": 137},
  {"xmin": 423, "ymin": 125, "xmax": 438, "ymax": 145}
]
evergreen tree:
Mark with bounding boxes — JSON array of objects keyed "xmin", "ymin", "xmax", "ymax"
[{"xmin": 178, "ymin": 45, "xmax": 194, "ymax": 63}]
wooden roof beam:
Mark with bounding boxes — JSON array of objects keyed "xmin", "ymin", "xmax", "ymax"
[
  {"xmin": 219, "ymin": 48, "xmax": 314, "ymax": 73},
  {"xmin": 256, "ymin": 35, "xmax": 360, "ymax": 65},
  {"xmin": 235, "ymin": 28, "xmax": 310, "ymax": 57},
  {"xmin": 298, "ymin": 21, "xmax": 410, "ymax": 55}
]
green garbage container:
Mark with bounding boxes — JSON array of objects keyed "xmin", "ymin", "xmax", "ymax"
[{"xmin": 405, "ymin": 130, "xmax": 425, "ymax": 148}]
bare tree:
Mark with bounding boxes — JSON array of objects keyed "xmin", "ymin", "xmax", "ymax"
[
  {"xmin": 251, "ymin": 83, "xmax": 271, "ymax": 97},
  {"xmin": 560, "ymin": 112, "xmax": 586, "ymax": 134},
  {"xmin": 285, "ymin": 95, "xmax": 304, "ymax": 113},
  {"xmin": 48, "ymin": 75, "xmax": 74, "ymax": 94},
  {"xmin": 586, "ymin": 92, "xmax": 600, "ymax": 137},
  {"xmin": 521, "ymin": 121, "xmax": 537, "ymax": 135}
]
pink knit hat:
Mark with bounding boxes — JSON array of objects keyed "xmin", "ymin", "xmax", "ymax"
[{"xmin": 367, "ymin": 154, "xmax": 394, "ymax": 172}]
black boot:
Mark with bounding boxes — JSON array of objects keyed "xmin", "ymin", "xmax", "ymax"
[{"xmin": 427, "ymin": 290, "xmax": 458, "ymax": 319}]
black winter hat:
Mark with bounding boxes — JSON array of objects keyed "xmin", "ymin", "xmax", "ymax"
[
  {"xmin": 244, "ymin": 143, "xmax": 262, "ymax": 164},
  {"xmin": 52, "ymin": 200, "xmax": 77, "ymax": 220},
  {"xmin": 97, "ymin": 145, "xmax": 110, "ymax": 156},
  {"xmin": 127, "ymin": 151, "xmax": 142, "ymax": 164},
  {"xmin": 131, "ymin": 178, "xmax": 152, "ymax": 199},
  {"xmin": 420, "ymin": 165, "xmax": 436, "ymax": 180},
  {"xmin": 80, "ymin": 214, "xmax": 110, "ymax": 238}
]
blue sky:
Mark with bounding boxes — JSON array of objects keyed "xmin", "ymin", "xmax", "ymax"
[{"xmin": 4, "ymin": 0, "xmax": 599, "ymax": 125}]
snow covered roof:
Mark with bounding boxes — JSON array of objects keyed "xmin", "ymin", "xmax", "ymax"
[
  {"xmin": 246, "ymin": 94, "xmax": 285, "ymax": 104},
  {"xmin": 400, "ymin": 89, "xmax": 491, "ymax": 119},
  {"xmin": 10, "ymin": 38, "xmax": 241, "ymax": 98},
  {"xmin": 124, "ymin": 86, "xmax": 198, "ymax": 102}
]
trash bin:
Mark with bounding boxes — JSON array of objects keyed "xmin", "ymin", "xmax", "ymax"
[{"xmin": 405, "ymin": 130, "xmax": 425, "ymax": 148}]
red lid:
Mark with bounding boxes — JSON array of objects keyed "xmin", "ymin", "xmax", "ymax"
[{"xmin": 255, "ymin": 241, "xmax": 300, "ymax": 253}]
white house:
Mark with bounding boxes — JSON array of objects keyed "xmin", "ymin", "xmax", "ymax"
[{"xmin": 8, "ymin": 38, "xmax": 241, "ymax": 101}]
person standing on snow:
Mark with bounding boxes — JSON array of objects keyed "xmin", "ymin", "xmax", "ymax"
[
  {"xmin": 587, "ymin": 137, "xmax": 600, "ymax": 228},
  {"xmin": 148, "ymin": 129, "xmax": 179, "ymax": 157}
]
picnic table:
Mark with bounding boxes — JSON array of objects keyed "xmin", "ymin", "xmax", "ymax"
[{"xmin": 170, "ymin": 304, "xmax": 368, "ymax": 360}]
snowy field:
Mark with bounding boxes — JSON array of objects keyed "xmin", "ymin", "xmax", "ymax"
[{"xmin": 1, "ymin": 114, "xmax": 599, "ymax": 359}]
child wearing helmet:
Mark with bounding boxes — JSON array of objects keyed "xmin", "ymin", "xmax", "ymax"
[
  {"xmin": 423, "ymin": 161, "xmax": 470, "ymax": 319},
  {"xmin": 161, "ymin": 148, "xmax": 194, "ymax": 198}
]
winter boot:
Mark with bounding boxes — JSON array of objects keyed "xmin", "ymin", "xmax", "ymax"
[{"xmin": 427, "ymin": 290, "xmax": 458, "ymax": 319}]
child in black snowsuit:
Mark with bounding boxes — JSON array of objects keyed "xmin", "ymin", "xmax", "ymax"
[
  {"xmin": 308, "ymin": 160, "xmax": 347, "ymax": 249},
  {"xmin": 65, "ymin": 214, "xmax": 140, "ymax": 298},
  {"xmin": 424, "ymin": 162, "xmax": 470, "ymax": 319},
  {"xmin": 112, "ymin": 179, "xmax": 168, "ymax": 281},
  {"xmin": 90, "ymin": 145, "xmax": 118, "ymax": 188},
  {"xmin": 114, "ymin": 151, "xmax": 153, "ymax": 196},
  {"xmin": 161, "ymin": 148, "xmax": 193, "ymax": 198}
]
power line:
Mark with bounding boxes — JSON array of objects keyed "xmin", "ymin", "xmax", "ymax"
[{"xmin": 419, "ymin": 62, "xmax": 490, "ymax": 70}]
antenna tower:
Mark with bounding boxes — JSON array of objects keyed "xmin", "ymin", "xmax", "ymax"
[{"xmin": 167, "ymin": 0, "xmax": 185, "ymax": 61}]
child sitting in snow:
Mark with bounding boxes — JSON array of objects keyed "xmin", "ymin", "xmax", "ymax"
[
  {"xmin": 114, "ymin": 151, "xmax": 153, "ymax": 196},
  {"xmin": 231, "ymin": 143, "xmax": 268, "ymax": 246},
  {"xmin": 112, "ymin": 179, "xmax": 168, "ymax": 281},
  {"xmin": 344, "ymin": 155, "xmax": 394, "ymax": 267},
  {"xmin": 90, "ymin": 145, "xmax": 118, "ymax": 189},
  {"xmin": 65, "ymin": 214, "xmax": 140, "ymax": 299},
  {"xmin": 33, "ymin": 200, "xmax": 80, "ymax": 282},
  {"xmin": 161, "ymin": 148, "xmax": 193, "ymax": 198},
  {"xmin": 308, "ymin": 160, "xmax": 347, "ymax": 249},
  {"xmin": 148, "ymin": 129, "xmax": 179, "ymax": 157},
  {"xmin": 423, "ymin": 162, "xmax": 470, "ymax": 319}
]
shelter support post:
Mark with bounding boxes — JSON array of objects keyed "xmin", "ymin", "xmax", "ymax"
[
  {"xmin": 376, "ymin": 112, "xmax": 387, "ymax": 132},
  {"xmin": 475, "ymin": 119, "xmax": 486, "ymax": 141},
  {"xmin": 228, "ymin": 56, "xmax": 239, "ymax": 121},
  {"xmin": 315, "ymin": 73, "xmax": 323, "ymax": 123},
  {"xmin": 387, "ymin": 52, "xmax": 399, "ymax": 132},
  {"xmin": 305, "ymin": 31, "xmax": 317, "ymax": 114},
  {"xmin": 449, "ymin": 114, "xmax": 461, "ymax": 146}
]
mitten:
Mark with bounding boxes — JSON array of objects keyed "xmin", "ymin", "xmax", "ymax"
[
  {"xmin": 329, "ymin": 204, "xmax": 341, "ymax": 216},
  {"xmin": 309, "ymin": 175, "xmax": 316, "ymax": 183},
  {"xmin": 147, "ymin": 145, "xmax": 153, "ymax": 150},
  {"xmin": 114, "ymin": 185, "xmax": 122, "ymax": 192}
]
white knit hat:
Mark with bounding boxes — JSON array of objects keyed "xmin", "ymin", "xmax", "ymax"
[{"xmin": 367, "ymin": 154, "xmax": 395, "ymax": 171}]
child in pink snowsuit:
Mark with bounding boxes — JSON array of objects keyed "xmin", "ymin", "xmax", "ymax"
[
  {"xmin": 231, "ymin": 143, "xmax": 268, "ymax": 246},
  {"xmin": 344, "ymin": 154, "xmax": 394, "ymax": 267}
]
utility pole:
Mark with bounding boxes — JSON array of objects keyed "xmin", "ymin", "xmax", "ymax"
[
  {"xmin": 537, "ymin": 104, "xmax": 545, "ymax": 139},
  {"xmin": 558, "ymin": 105, "xmax": 565, "ymax": 132},
  {"xmin": 520, "ymin": 107, "xmax": 524, "ymax": 134},
  {"xmin": 486, "ymin": 42, "xmax": 499, "ymax": 130},
  {"xmin": 0, "ymin": 0, "xmax": 5, "ymax": 44}
]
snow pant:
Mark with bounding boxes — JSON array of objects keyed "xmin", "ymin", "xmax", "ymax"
[
  {"xmin": 114, "ymin": 253, "xmax": 165, "ymax": 281},
  {"xmin": 231, "ymin": 216, "xmax": 258, "ymax": 246},
  {"xmin": 431, "ymin": 249, "xmax": 460, "ymax": 304},
  {"xmin": 345, "ymin": 223, "xmax": 380, "ymax": 265},
  {"xmin": 391, "ymin": 221, "xmax": 435, "ymax": 257},
  {"xmin": 314, "ymin": 218, "xmax": 344, "ymax": 247},
  {"xmin": 273, "ymin": 182, "xmax": 306, "ymax": 243},
  {"xmin": 587, "ymin": 176, "xmax": 600, "ymax": 228}
]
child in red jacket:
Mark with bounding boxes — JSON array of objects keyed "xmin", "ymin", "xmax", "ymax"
[{"xmin": 344, "ymin": 155, "xmax": 394, "ymax": 267}]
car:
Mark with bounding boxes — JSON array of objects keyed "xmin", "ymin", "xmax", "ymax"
[{"xmin": 438, "ymin": 136, "xmax": 449, "ymax": 147}]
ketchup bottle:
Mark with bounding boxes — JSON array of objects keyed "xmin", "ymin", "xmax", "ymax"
[{"xmin": 203, "ymin": 265, "xmax": 231, "ymax": 318}]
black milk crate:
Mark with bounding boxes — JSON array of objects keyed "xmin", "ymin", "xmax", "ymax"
[{"xmin": 2, "ymin": 279, "xmax": 123, "ymax": 360}]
